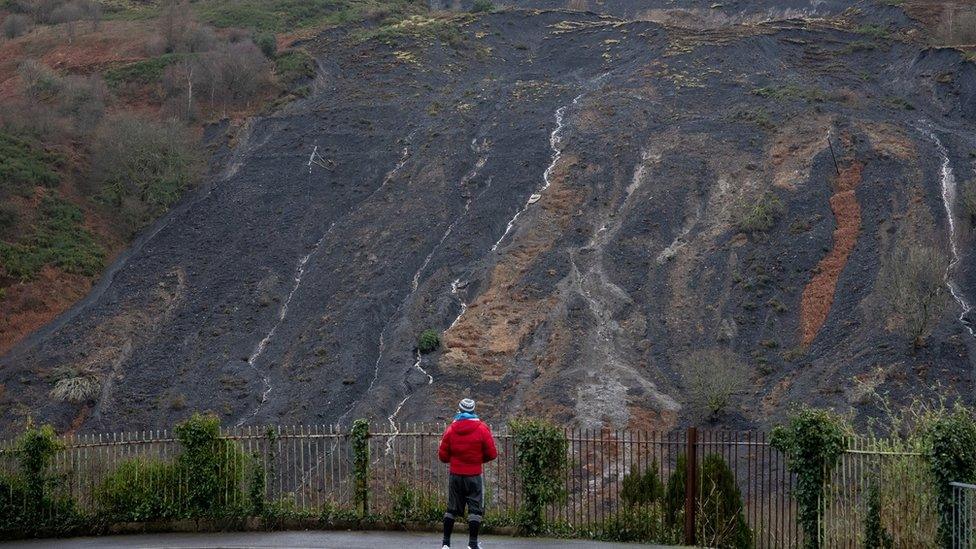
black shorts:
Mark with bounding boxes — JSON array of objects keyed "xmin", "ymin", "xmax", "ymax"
[{"xmin": 446, "ymin": 473, "xmax": 484, "ymax": 521}]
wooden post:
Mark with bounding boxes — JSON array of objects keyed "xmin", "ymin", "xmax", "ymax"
[
  {"xmin": 827, "ymin": 135, "xmax": 840, "ymax": 176},
  {"xmin": 684, "ymin": 427, "xmax": 698, "ymax": 546}
]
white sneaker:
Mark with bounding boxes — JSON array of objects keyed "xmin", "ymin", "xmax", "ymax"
[{"xmin": 441, "ymin": 546, "xmax": 450, "ymax": 549}]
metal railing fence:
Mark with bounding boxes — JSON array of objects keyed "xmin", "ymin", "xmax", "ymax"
[
  {"xmin": 953, "ymin": 482, "xmax": 976, "ymax": 549},
  {"xmin": 821, "ymin": 436, "xmax": 939, "ymax": 548},
  {"xmin": 0, "ymin": 423, "xmax": 803, "ymax": 546}
]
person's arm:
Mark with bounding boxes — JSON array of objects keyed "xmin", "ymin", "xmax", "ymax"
[
  {"xmin": 438, "ymin": 425, "xmax": 452, "ymax": 463},
  {"xmin": 482, "ymin": 424, "xmax": 498, "ymax": 463}
]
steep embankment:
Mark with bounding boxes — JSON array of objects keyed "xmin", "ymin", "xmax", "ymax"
[{"xmin": 2, "ymin": 1, "xmax": 976, "ymax": 434}]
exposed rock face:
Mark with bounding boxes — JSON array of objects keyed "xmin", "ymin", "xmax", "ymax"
[{"xmin": 2, "ymin": 0, "xmax": 975, "ymax": 433}]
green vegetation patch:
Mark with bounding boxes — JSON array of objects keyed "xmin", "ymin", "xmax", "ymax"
[
  {"xmin": 356, "ymin": 14, "xmax": 466, "ymax": 47},
  {"xmin": 735, "ymin": 192, "xmax": 785, "ymax": 234},
  {"xmin": 275, "ymin": 49, "xmax": 316, "ymax": 88},
  {"xmin": 0, "ymin": 132, "xmax": 61, "ymax": 196},
  {"xmin": 855, "ymin": 24, "xmax": 890, "ymax": 40},
  {"xmin": 194, "ymin": 0, "xmax": 353, "ymax": 32},
  {"xmin": 103, "ymin": 53, "xmax": 190, "ymax": 88},
  {"xmin": 417, "ymin": 328, "xmax": 440, "ymax": 353},
  {"xmin": 0, "ymin": 195, "xmax": 105, "ymax": 281}
]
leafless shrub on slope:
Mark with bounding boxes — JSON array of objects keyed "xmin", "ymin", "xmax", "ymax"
[
  {"xmin": 681, "ymin": 348, "xmax": 749, "ymax": 421},
  {"xmin": 871, "ymin": 240, "xmax": 949, "ymax": 348}
]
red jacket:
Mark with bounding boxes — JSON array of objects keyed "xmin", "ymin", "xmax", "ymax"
[{"xmin": 438, "ymin": 418, "xmax": 498, "ymax": 476}]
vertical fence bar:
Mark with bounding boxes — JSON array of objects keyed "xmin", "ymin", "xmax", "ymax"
[{"xmin": 684, "ymin": 426, "xmax": 698, "ymax": 546}]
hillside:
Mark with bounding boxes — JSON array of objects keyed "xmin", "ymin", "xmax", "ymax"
[{"xmin": 1, "ymin": 0, "xmax": 975, "ymax": 434}]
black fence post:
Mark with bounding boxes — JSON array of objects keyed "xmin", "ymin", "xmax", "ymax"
[{"xmin": 684, "ymin": 427, "xmax": 698, "ymax": 546}]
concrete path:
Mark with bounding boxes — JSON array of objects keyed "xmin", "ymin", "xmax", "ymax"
[{"xmin": 2, "ymin": 531, "xmax": 671, "ymax": 548}]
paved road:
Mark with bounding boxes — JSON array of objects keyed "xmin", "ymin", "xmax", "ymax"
[{"xmin": 2, "ymin": 531, "xmax": 670, "ymax": 548}]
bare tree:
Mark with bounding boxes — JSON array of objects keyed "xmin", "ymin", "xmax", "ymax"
[
  {"xmin": 873, "ymin": 240, "xmax": 950, "ymax": 348},
  {"xmin": 681, "ymin": 348, "xmax": 749, "ymax": 421},
  {"xmin": 935, "ymin": 4, "xmax": 976, "ymax": 45}
]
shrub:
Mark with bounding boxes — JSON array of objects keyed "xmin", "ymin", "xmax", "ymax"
[
  {"xmin": 471, "ymin": 0, "xmax": 494, "ymax": 13},
  {"xmin": 680, "ymin": 348, "xmax": 749, "ymax": 420},
  {"xmin": 864, "ymin": 480, "xmax": 893, "ymax": 549},
  {"xmin": 735, "ymin": 192, "xmax": 785, "ymax": 234},
  {"xmin": 662, "ymin": 453, "xmax": 752, "ymax": 547},
  {"xmin": 351, "ymin": 418, "xmax": 370, "ymax": 516},
  {"xmin": 417, "ymin": 329, "xmax": 441, "ymax": 353},
  {"xmin": 18, "ymin": 59, "xmax": 63, "ymax": 100},
  {"xmin": 274, "ymin": 49, "xmax": 315, "ymax": 88},
  {"xmin": 255, "ymin": 32, "xmax": 277, "ymax": 58},
  {"xmin": 697, "ymin": 454, "xmax": 752, "ymax": 549},
  {"xmin": 57, "ymin": 74, "xmax": 107, "ymax": 131},
  {"xmin": 1, "ymin": 14, "xmax": 31, "ymax": 39},
  {"xmin": 388, "ymin": 481, "xmax": 445, "ymax": 524},
  {"xmin": 510, "ymin": 417, "xmax": 568, "ymax": 534},
  {"xmin": 0, "ymin": 204, "xmax": 17, "ymax": 236},
  {"xmin": 620, "ymin": 462, "xmax": 664, "ymax": 507},
  {"xmin": 872, "ymin": 240, "xmax": 948, "ymax": 348},
  {"xmin": 95, "ymin": 458, "xmax": 181, "ymax": 521},
  {"xmin": 174, "ymin": 412, "xmax": 248, "ymax": 516},
  {"xmin": 49, "ymin": 365, "xmax": 101, "ymax": 403},
  {"xmin": 0, "ymin": 131, "xmax": 60, "ymax": 195},
  {"xmin": 771, "ymin": 407, "xmax": 849, "ymax": 549},
  {"xmin": 0, "ymin": 423, "xmax": 83, "ymax": 536},
  {"xmin": 664, "ymin": 453, "xmax": 686, "ymax": 529},
  {"xmin": 0, "ymin": 195, "xmax": 105, "ymax": 281},
  {"xmin": 90, "ymin": 113, "xmax": 202, "ymax": 233},
  {"xmin": 921, "ymin": 404, "xmax": 976, "ymax": 547}
]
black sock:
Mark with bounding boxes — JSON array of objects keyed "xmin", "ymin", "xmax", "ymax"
[
  {"xmin": 442, "ymin": 516, "xmax": 455, "ymax": 546},
  {"xmin": 468, "ymin": 520, "xmax": 481, "ymax": 549}
]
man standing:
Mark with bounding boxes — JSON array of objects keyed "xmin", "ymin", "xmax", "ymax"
[{"xmin": 438, "ymin": 398, "xmax": 498, "ymax": 549}]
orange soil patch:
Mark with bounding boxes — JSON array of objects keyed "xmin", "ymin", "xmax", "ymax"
[
  {"xmin": 799, "ymin": 160, "xmax": 864, "ymax": 346},
  {"xmin": 0, "ymin": 266, "xmax": 94, "ymax": 355},
  {"xmin": 441, "ymin": 154, "xmax": 583, "ymax": 381}
]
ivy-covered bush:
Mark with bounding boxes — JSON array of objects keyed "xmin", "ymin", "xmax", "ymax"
[
  {"xmin": 771, "ymin": 407, "xmax": 848, "ymax": 549},
  {"xmin": 921, "ymin": 404, "xmax": 976, "ymax": 548},
  {"xmin": 510, "ymin": 418, "xmax": 568, "ymax": 535},
  {"xmin": 0, "ymin": 423, "xmax": 83, "ymax": 538},
  {"xmin": 351, "ymin": 419, "xmax": 370, "ymax": 516}
]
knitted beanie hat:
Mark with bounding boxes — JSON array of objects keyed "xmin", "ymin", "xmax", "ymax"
[{"xmin": 458, "ymin": 398, "xmax": 476, "ymax": 413}]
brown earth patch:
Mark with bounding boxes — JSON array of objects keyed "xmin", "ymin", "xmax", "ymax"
[
  {"xmin": 441, "ymin": 155, "xmax": 583, "ymax": 382},
  {"xmin": 0, "ymin": 266, "xmax": 93, "ymax": 355},
  {"xmin": 767, "ymin": 114, "xmax": 832, "ymax": 190},
  {"xmin": 860, "ymin": 121, "xmax": 917, "ymax": 162},
  {"xmin": 626, "ymin": 404, "xmax": 678, "ymax": 432},
  {"xmin": 799, "ymin": 160, "xmax": 864, "ymax": 346}
]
